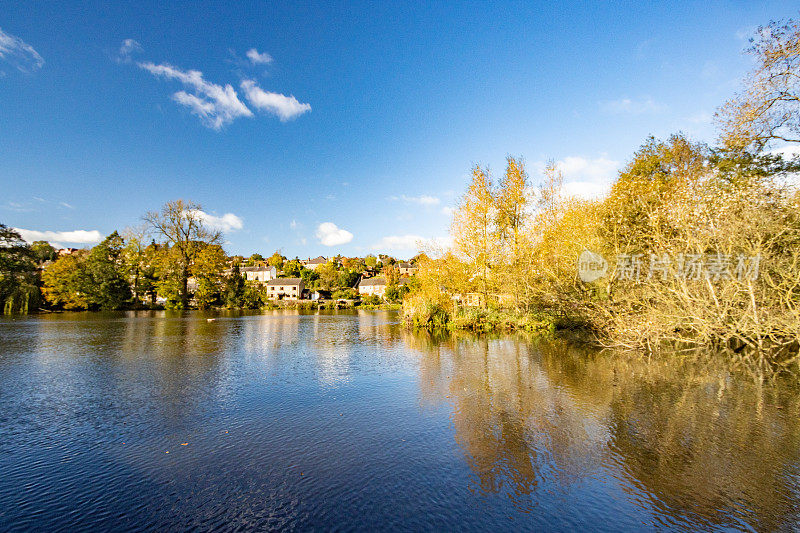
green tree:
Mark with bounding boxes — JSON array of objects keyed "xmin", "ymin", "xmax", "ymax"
[
  {"xmin": 364, "ymin": 255, "xmax": 378, "ymax": 269},
  {"xmin": 30, "ymin": 241, "xmax": 57, "ymax": 263},
  {"xmin": 83, "ymin": 231, "xmax": 131, "ymax": 309},
  {"xmin": 0, "ymin": 225, "xmax": 41, "ymax": 314},
  {"xmin": 191, "ymin": 244, "xmax": 227, "ymax": 309},
  {"xmin": 242, "ymin": 283, "xmax": 266, "ymax": 308},
  {"xmin": 223, "ymin": 263, "xmax": 246, "ymax": 308}
]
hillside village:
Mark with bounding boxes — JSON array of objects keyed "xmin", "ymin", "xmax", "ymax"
[
  {"xmin": 45, "ymin": 241, "xmax": 422, "ymax": 309},
  {"xmin": 213, "ymin": 253, "xmax": 420, "ymax": 303}
]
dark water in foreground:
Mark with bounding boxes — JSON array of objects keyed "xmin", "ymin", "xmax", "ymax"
[{"xmin": 1, "ymin": 310, "xmax": 800, "ymax": 531}]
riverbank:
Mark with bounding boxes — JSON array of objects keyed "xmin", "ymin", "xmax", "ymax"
[{"xmin": 402, "ymin": 296, "xmax": 565, "ymax": 335}]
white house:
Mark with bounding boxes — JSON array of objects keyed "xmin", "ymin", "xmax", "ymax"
[
  {"xmin": 357, "ymin": 276, "xmax": 409, "ymax": 297},
  {"xmin": 241, "ymin": 265, "xmax": 277, "ymax": 283},
  {"xmin": 398, "ymin": 262, "xmax": 418, "ymax": 276},
  {"xmin": 302, "ymin": 256, "xmax": 327, "ymax": 270},
  {"xmin": 265, "ymin": 278, "xmax": 305, "ymax": 300}
]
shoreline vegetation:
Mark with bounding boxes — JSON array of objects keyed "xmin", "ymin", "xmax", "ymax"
[
  {"xmin": 402, "ymin": 20, "xmax": 800, "ymax": 375},
  {"xmin": 2, "ymin": 20, "xmax": 800, "ymax": 375}
]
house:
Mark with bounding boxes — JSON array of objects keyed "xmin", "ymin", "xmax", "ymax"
[
  {"xmin": 265, "ymin": 278, "xmax": 305, "ymax": 300},
  {"xmin": 240, "ymin": 265, "xmax": 277, "ymax": 283},
  {"xmin": 398, "ymin": 262, "xmax": 418, "ymax": 276},
  {"xmin": 357, "ymin": 276, "xmax": 409, "ymax": 298},
  {"xmin": 57, "ymin": 247, "xmax": 80, "ymax": 256},
  {"xmin": 302, "ymin": 256, "xmax": 328, "ymax": 270}
]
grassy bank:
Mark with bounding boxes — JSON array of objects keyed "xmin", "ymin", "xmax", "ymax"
[{"xmin": 402, "ymin": 295, "xmax": 564, "ymax": 335}]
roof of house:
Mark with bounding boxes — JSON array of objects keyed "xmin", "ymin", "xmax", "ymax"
[
  {"xmin": 358, "ymin": 276, "xmax": 387, "ymax": 287},
  {"xmin": 358, "ymin": 277, "xmax": 411, "ymax": 287},
  {"xmin": 265, "ymin": 277, "xmax": 303, "ymax": 286},
  {"xmin": 306, "ymin": 256, "xmax": 327, "ymax": 264},
  {"xmin": 398, "ymin": 262, "xmax": 414, "ymax": 268}
]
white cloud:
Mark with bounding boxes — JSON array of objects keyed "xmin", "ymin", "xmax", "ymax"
[
  {"xmin": 138, "ymin": 61, "xmax": 253, "ymax": 129},
  {"xmin": 117, "ymin": 38, "xmax": 142, "ymax": 63},
  {"xmin": 14, "ymin": 228, "xmax": 102, "ymax": 245},
  {"xmin": 290, "ymin": 219, "xmax": 300, "ymax": 229},
  {"xmin": 371, "ymin": 234, "xmax": 451, "ymax": 254},
  {"xmin": 441, "ymin": 206, "xmax": 455, "ymax": 216},
  {"xmin": 599, "ymin": 97, "xmax": 666, "ymax": 115},
  {"xmin": 185, "ymin": 210, "xmax": 244, "ymax": 232},
  {"xmin": 315, "ymin": 222, "xmax": 353, "ymax": 246},
  {"xmin": 240, "ymin": 79, "xmax": 311, "ymax": 121},
  {"xmin": 536, "ymin": 155, "xmax": 620, "ymax": 200},
  {"xmin": 389, "ymin": 194, "xmax": 441, "ymax": 206},
  {"xmin": 246, "ymin": 48, "xmax": 273, "ymax": 65},
  {"xmin": 0, "ymin": 27, "xmax": 44, "ymax": 73}
]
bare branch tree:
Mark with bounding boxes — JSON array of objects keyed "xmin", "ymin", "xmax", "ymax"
[{"xmin": 143, "ymin": 200, "xmax": 222, "ymax": 308}]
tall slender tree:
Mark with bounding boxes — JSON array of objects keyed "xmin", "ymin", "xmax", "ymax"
[{"xmin": 451, "ymin": 165, "xmax": 498, "ymax": 307}]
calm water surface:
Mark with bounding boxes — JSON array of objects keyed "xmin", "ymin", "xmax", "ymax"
[{"xmin": 1, "ymin": 310, "xmax": 800, "ymax": 531}]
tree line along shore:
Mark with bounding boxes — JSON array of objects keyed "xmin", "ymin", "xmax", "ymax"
[
  {"xmin": 3, "ymin": 20, "xmax": 800, "ymax": 374},
  {"xmin": 0, "ymin": 216, "xmax": 420, "ymax": 314}
]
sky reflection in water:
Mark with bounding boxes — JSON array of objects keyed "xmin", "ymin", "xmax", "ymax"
[{"xmin": 1, "ymin": 310, "xmax": 799, "ymax": 531}]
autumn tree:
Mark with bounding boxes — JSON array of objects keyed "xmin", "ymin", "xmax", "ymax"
[
  {"xmin": 267, "ymin": 251, "xmax": 285, "ymax": 271},
  {"xmin": 716, "ymin": 19, "xmax": 800, "ymax": 153},
  {"xmin": 451, "ymin": 165, "xmax": 498, "ymax": 306},
  {"xmin": 143, "ymin": 200, "xmax": 222, "ymax": 308},
  {"xmin": 121, "ymin": 225, "xmax": 152, "ymax": 306},
  {"xmin": 315, "ymin": 261, "xmax": 340, "ymax": 291},
  {"xmin": 41, "ymin": 252, "xmax": 91, "ymax": 310},
  {"xmin": 495, "ymin": 156, "xmax": 531, "ymax": 309}
]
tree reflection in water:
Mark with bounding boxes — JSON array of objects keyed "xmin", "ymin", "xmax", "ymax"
[{"xmin": 405, "ymin": 330, "xmax": 800, "ymax": 529}]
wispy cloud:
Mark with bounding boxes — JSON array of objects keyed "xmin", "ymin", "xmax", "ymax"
[
  {"xmin": 128, "ymin": 43, "xmax": 309, "ymax": 128},
  {"xmin": 117, "ymin": 38, "xmax": 142, "ymax": 63},
  {"xmin": 316, "ymin": 222, "xmax": 353, "ymax": 246},
  {"xmin": 599, "ymin": 97, "xmax": 666, "ymax": 115},
  {"xmin": 14, "ymin": 228, "xmax": 102, "ymax": 245},
  {"xmin": 240, "ymin": 79, "xmax": 311, "ymax": 121},
  {"xmin": 138, "ymin": 61, "xmax": 253, "ymax": 129},
  {"xmin": 246, "ymin": 48, "xmax": 273, "ymax": 65},
  {"xmin": 0, "ymin": 27, "xmax": 44, "ymax": 74},
  {"xmin": 3, "ymin": 197, "xmax": 76, "ymax": 213},
  {"xmin": 185, "ymin": 210, "xmax": 244, "ymax": 232},
  {"xmin": 2, "ymin": 202, "xmax": 33, "ymax": 213},
  {"xmin": 389, "ymin": 194, "xmax": 441, "ymax": 206}
]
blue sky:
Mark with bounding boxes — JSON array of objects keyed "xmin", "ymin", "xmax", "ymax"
[{"xmin": 1, "ymin": 1, "xmax": 797, "ymax": 257}]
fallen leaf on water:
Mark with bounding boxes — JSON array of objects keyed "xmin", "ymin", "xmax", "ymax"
[
  {"xmin": 165, "ymin": 451, "xmax": 169, "ymax": 454},
  {"xmin": 181, "ymin": 443, "xmax": 188, "ymax": 446}
]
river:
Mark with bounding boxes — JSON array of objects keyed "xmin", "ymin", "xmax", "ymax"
[{"xmin": 1, "ymin": 310, "xmax": 799, "ymax": 531}]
